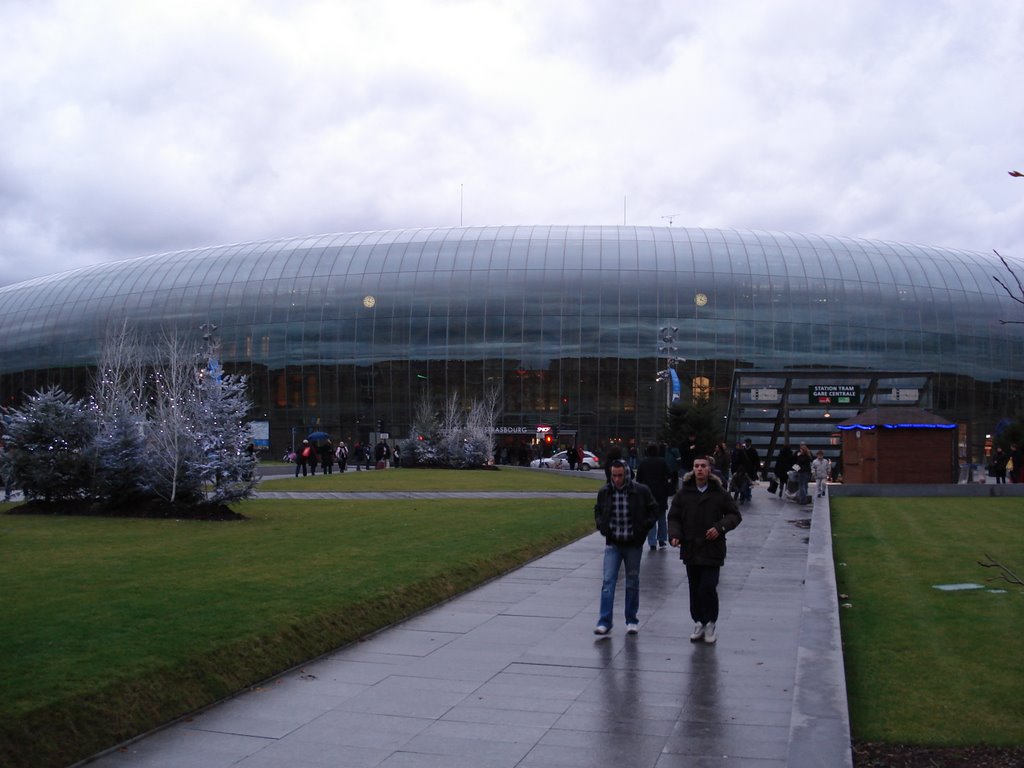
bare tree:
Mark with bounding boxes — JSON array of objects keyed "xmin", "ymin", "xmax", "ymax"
[
  {"xmin": 92, "ymin": 321, "xmax": 147, "ymax": 417},
  {"xmin": 439, "ymin": 391, "xmax": 466, "ymax": 464},
  {"xmin": 411, "ymin": 391, "xmax": 438, "ymax": 439},
  {"xmin": 992, "ymin": 250, "xmax": 1024, "ymax": 325},
  {"xmin": 90, "ymin": 322, "xmax": 150, "ymax": 501},
  {"xmin": 465, "ymin": 386, "xmax": 502, "ymax": 464},
  {"xmin": 977, "ymin": 552, "xmax": 1023, "ymax": 589},
  {"xmin": 147, "ymin": 329, "xmax": 205, "ymax": 504}
]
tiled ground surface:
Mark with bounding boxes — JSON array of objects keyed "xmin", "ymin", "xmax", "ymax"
[{"xmin": 84, "ymin": 487, "xmax": 849, "ymax": 768}]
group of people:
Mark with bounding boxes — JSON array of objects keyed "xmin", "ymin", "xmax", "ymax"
[
  {"xmin": 987, "ymin": 443, "xmax": 1024, "ymax": 484},
  {"xmin": 564, "ymin": 444, "xmax": 587, "ymax": 471},
  {"xmin": 768, "ymin": 442, "xmax": 831, "ymax": 504},
  {"xmin": 290, "ymin": 439, "xmax": 398, "ymax": 476},
  {"xmin": 594, "ymin": 448, "xmax": 742, "ymax": 646},
  {"xmin": 590, "ymin": 435, "xmax": 844, "ymax": 644}
]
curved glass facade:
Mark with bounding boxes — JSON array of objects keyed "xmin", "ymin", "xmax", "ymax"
[{"xmin": 0, "ymin": 225, "xmax": 1020, "ymax": 461}]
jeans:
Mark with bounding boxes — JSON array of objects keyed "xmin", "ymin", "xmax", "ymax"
[
  {"xmin": 598, "ymin": 542, "xmax": 643, "ymax": 628},
  {"xmin": 646, "ymin": 510, "xmax": 667, "ymax": 547},
  {"xmin": 685, "ymin": 563, "xmax": 721, "ymax": 624}
]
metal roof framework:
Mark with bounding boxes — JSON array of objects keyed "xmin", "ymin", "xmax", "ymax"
[{"xmin": 725, "ymin": 369, "xmax": 934, "ymax": 470}]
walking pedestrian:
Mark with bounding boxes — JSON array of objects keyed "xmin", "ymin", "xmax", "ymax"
[
  {"xmin": 296, "ymin": 439, "xmax": 311, "ymax": 477},
  {"xmin": 668, "ymin": 456, "xmax": 742, "ymax": 644},
  {"xmin": 320, "ymin": 441, "xmax": 334, "ymax": 474},
  {"xmin": 1011, "ymin": 443, "xmax": 1023, "ymax": 483},
  {"xmin": 811, "ymin": 450, "xmax": 831, "ymax": 497},
  {"xmin": 636, "ymin": 443, "xmax": 670, "ymax": 551},
  {"xmin": 773, "ymin": 444, "xmax": 793, "ymax": 498},
  {"xmin": 592, "ymin": 460, "xmax": 659, "ymax": 635},
  {"xmin": 794, "ymin": 443, "xmax": 813, "ymax": 504}
]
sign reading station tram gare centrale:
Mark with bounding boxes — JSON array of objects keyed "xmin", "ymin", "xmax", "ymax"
[{"xmin": 808, "ymin": 384, "xmax": 861, "ymax": 404}]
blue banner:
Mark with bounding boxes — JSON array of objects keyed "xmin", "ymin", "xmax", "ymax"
[{"xmin": 669, "ymin": 369, "xmax": 681, "ymax": 403}]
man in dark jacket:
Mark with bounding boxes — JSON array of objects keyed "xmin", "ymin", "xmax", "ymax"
[
  {"xmin": 668, "ymin": 457, "xmax": 742, "ymax": 644},
  {"xmin": 593, "ymin": 460, "xmax": 659, "ymax": 635},
  {"xmin": 636, "ymin": 443, "xmax": 670, "ymax": 551},
  {"xmin": 772, "ymin": 444, "xmax": 793, "ymax": 497}
]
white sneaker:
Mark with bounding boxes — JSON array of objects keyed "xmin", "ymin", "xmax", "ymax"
[
  {"xmin": 593, "ymin": 625, "xmax": 609, "ymax": 635},
  {"xmin": 689, "ymin": 622, "xmax": 705, "ymax": 641},
  {"xmin": 703, "ymin": 621, "xmax": 717, "ymax": 644},
  {"xmin": 626, "ymin": 623, "xmax": 639, "ymax": 635}
]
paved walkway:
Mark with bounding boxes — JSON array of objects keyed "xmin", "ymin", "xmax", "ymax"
[{"xmin": 82, "ymin": 482, "xmax": 851, "ymax": 768}]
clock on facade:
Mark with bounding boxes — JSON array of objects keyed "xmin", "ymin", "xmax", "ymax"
[{"xmin": 362, "ymin": 295, "xmax": 376, "ymax": 308}]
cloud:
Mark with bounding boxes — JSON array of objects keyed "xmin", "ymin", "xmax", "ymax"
[{"xmin": 0, "ymin": 0, "xmax": 1022, "ymax": 286}]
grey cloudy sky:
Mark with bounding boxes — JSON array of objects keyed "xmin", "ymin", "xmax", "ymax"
[{"xmin": 1, "ymin": 0, "xmax": 1022, "ymax": 287}]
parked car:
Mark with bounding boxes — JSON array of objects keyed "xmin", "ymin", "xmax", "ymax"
[{"xmin": 530, "ymin": 449, "xmax": 600, "ymax": 470}]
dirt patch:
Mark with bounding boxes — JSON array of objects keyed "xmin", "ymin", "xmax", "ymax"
[
  {"xmin": 5, "ymin": 497, "xmax": 246, "ymax": 521},
  {"xmin": 853, "ymin": 741, "xmax": 1024, "ymax": 767}
]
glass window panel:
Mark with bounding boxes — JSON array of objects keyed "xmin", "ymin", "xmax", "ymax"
[
  {"xmin": 561, "ymin": 237, "xmax": 584, "ymax": 273},
  {"xmin": 434, "ymin": 233, "xmax": 461, "ymax": 270}
]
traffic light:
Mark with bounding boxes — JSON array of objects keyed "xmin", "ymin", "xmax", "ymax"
[{"xmin": 544, "ymin": 434, "xmax": 553, "ymax": 444}]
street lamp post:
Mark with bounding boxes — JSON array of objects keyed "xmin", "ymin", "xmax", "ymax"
[{"xmin": 657, "ymin": 325, "xmax": 683, "ymax": 411}]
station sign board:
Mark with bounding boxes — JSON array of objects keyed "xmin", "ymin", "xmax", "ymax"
[{"xmin": 808, "ymin": 384, "xmax": 860, "ymax": 404}]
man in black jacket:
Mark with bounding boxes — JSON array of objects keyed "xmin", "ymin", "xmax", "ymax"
[
  {"xmin": 636, "ymin": 443, "xmax": 670, "ymax": 551},
  {"xmin": 668, "ymin": 456, "xmax": 742, "ymax": 644},
  {"xmin": 593, "ymin": 460, "xmax": 659, "ymax": 635}
]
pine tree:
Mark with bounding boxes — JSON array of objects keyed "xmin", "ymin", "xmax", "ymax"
[
  {"xmin": 191, "ymin": 362, "xmax": 257, "ymax": 503},
  {"xmin": 5, "ymin": 386, "xmax": 95, "ymax": 501}
]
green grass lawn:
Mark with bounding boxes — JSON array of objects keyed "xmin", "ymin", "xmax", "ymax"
[
  {"xmin": 0, "ymin": 475, "xmax": 595, "ymax": 768},
  {"xmin": 832, "ymin": 497, "xmax": 1024, "ymax": 746},
  {"xmin": 258, "ymin": 464, "xmax": 603, "ymax": 492}
]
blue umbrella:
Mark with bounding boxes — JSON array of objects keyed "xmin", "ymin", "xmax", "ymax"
[{"xmin": 306, "ymin": 431, "xmax": 330, "ymax": 441}]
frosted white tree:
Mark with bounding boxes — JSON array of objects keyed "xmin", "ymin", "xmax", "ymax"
[
  {"xmin": 464, "ymin": 386, "xmax": 502, "ymax": 466},
  {"xmin": 400, "ymin": 389, "xmax": 501, "ymax": 468},
  {"xmin": 146, "ymin": 329, "xmax": 206, "ymax": 504},
  {"xmin": 90, "ymin": 322, "xmax": 149, "ymax": 503},
  {"xmin": 4, "ymin": 325, "xmax": 257, "ymax": 510},
  {"xmin": 4, "ymin": 386, "xmax": 95, "ymax": 501},
  {"xmin": 439, "ymin": 391, "xmax": 468, "ymax": 466},
  {"xmin": 192, "ymin": 358, "xmax": 257, "ymax": 503},
  {"xmin": 401, "ymin": 392, "xmax": 441, "ymax": 466},
  {"xmin": 145, "ymin": 329, "xmax": 257, "ymax": 505}
]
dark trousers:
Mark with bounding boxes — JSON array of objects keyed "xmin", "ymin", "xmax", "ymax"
[{"xmin": 685, "ymin": 564, "xmax": 721, "ymax": 624}]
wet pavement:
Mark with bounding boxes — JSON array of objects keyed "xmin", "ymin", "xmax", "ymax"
[{"xmin": 82, "ymin": 482, "xmax": 851, "ymax": 768}]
